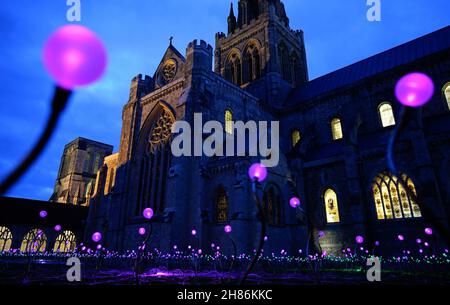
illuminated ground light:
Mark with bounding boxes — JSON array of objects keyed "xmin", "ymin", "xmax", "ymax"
[
  {"xmin": 248, "ymin": 163, "xmax": 268, "ymax": 182},
  {"xmin": 395, "ymin": 72, "xmax": 434, "ymax": 107},
  {"xmin": 43, "ymin": 24, "xmax": 107, "ymax": 89},
  {"xmin": 92, "ymin": 232, "xmax": 102, "ymax": 243}
]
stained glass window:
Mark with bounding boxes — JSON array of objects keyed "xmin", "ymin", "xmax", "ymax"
[
  {"xmin": 372, "ymin": 172, "xmax": 421, "ymax": 220},
  {"xmin": 263, "ymin": 184, "xmax": 283, "ymax": 226},
  {"xmin": 444, "ymin": 83, "xmax": 450, "ymax": 110},
  {"xmin": 0, "ymin": 226, "xmax": 12, "ymax": 252},
  {"xmin": 379, "ymin": 103, "xmax": 396, "ymax": 127},
  {"xmin": 331, "ymin": 118, "xmax": 343, "ymax": 140},
  {"xmin": 324, "ymin": 189, "xmax": 340, "ymax": 223},
  {"xmin": 292, "ymin": 130, "xmax": 301, "ymax": 147},
  {"xmin": 216, "ymin": 188, "xmax": 228, "ymax": 223},
  {"xmin": 225, "ymin": 109, "xmax": 233, "ymax": 134},
  {"xmin": 53, "ymin": 231, "xmax": 77, "ymax": 253},
  {"xmin": 20, "ymin": 228, "xmax": 47, "ymax": 253}
]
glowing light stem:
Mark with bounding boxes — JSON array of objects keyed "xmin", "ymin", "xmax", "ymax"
[
  {"xmin": 0, "ymin": 86, "xmax": 72, "ymax": 196},
  {"xmin": 387, "ymin": 106, "xmax": 450, "ymax": 248},
  {"xmin": 240, "ymin": 179, "xmax": 267, "ymax": 285},
  {"xmin": 135, "ymin": 221, "xmax": 153, "ymax": 286},
  {"xmin": 227, "ymin": 234, "xmax": 237, "ymax": 273}
]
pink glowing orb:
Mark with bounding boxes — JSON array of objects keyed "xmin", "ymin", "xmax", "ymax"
[
  {"xmin": 96, "ymin": 244, "xmax": 102, "ymax": 250},
  {"xmin": 54, "ymin": 225, "xmax": 62, "ymax": 232},
  {"xmin": 248, "ymin": 163, "xmax": 268, "ymax": 182},
  {"xmin": 191, "ymin": 229, "xmax": 197, "ymax": 236},
  {"xmin": 92, "ymin": 232, "xmax": 102, "ymax": 243},
  {"xmin": 264, "ymin": 236, "xmax": 268, "ymax": 241},
  {"xmin": 289, "ymin": 197, "xmax": 301, "ymax": 208},
  {"xmin": 39, "ymin": 210, "xmax": 47, "ymax": 218},
  {"xmin": 43, "ymin": 25, "xmax": 107, "ymax": 89},
  {"xmin": 138, "ymin": 227, "xmax": 146, "ymax": 236},
  {"xmin": 355, "ymin": 236, "xmax": 364, "ymax": 244},
  {"xmin": 416, "ymin": 238, "xmax": 422, "ymax": 244},
  {"xmin": 424, "ymin": 227, "xmax": 433, "ymax": 235},
  {"xmin": 143, "ymin": 208, "xmax": 154, "ymax": 220},
  {"xmin": 395, "ymin": 72, "xmax": 434, "ymax": 107},
  {"xmin": 374, "ymin": 241, "xmax": 380, "ymax": 247},
  {"xmin": 224, "ymin": 225, "xmax": 232, "ymax": 234},
  {"xmin": 398, "ymin": 234, "xmax": 405, "ymax": 241}
]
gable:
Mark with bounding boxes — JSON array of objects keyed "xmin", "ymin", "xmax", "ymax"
[{"xmin": 154, "ymin": 44, "xmax": 186, "ymax": 89}]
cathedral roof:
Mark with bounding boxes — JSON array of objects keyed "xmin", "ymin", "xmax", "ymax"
[{"xmin": 286, "ymin": 26, "xmax": 450, "ymax": 108}]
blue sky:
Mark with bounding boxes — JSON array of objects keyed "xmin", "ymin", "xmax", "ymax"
[{"xmin": 0, "ymin": 0, "xmax": 448, "ymax": 200}]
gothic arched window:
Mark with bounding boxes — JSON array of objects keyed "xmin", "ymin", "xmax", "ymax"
[
  {"xmin": 136, "ymin": 106, "xmax": 175, "ymax": 216},
  {"xmin": 372, "ymin": 172, "xmax": 421, "ymax": 220},
  {"xmin": 443, "ymin": 83, "xmax": 450, "ymax": 110},
  {"xmin": 0, "ymin": 226, "xmax": 12, "ymax": 252},
  {"xmin": 324, "ymin": 188, "xmax": 340, "ymax": 223},
  {"xmin": 331, "ymin": 118, "xmax": 343, "ymax": 140},
  {"xmin": 216, "ymin": 187, "xmax": 228, "ymax": 223},
  {"xmin": 379, "ymin": 102, "xmax": 396, "ymax": 127},
  {"xmin": 291, "ymin": 129, "xmax": 301, "ymax": 147},
  {"xmin": 263, "ymin": 184, "xmax": 283, "ymax": 226},
  {"xmin": 244, "ymin": 44, "xmax": 261, "ymax": 83},
  {"xmin": 20, "ymin": 228, "xmax": 47, "ymax": 253},
  {"xmin": 225, "ymin": 109, "xmax": 233, "ymax": 134},
  {"xmin": 225, "ymin": 51, "xmax": 242, "ymax": 86},
  {"xmin": 278, "ymin": 42, "xmax": 291, "ymax": 82},
  {"xmin": 290, "ymin": 52, "xmax": 301, "ymax": 86},
  {"xmin": 53, "ymin": 230, "xmax": 77, "ymax": 253}
]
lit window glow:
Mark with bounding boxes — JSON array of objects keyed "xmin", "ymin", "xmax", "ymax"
[
  {"xmin": 324, "ymin": 189, "xmax": 340, "ymax": 223},
  {"xmin": 53, "ymin": 230, "xmax": 77, "ymax": 253},
  {"xmin": 291, "ymin": 130, "xmax": 301, "ymax": 147},
  {"xmin": 331, "ymin": 118, "xmax": 343, "ymax": 140},
  {"xmin": 20, "ymin": 229, "xmax": 47, "ymax": 253},
  {"xmin": 372, "ymin": 172, "xmax": 421, "ymax": 220},
  {"xmin": 225, "ymin": 109, "xmax": 233, "ymax": 134},
  {"xmin": 444, "ymin": 83, "xmax": 450, "ymax": 110},
  {"xmin": 0, "ymin": 226, "xmax": 13, "ymax": 252},
  {"xmin": 379, "ymin": 102, "xmax": 396, "ymax": 127}
]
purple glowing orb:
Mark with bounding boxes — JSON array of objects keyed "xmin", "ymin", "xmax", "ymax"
[
  {"xmin": 374, "ymin": 241, "xmax": 380, "ymax": 247},
  {"xmin": 318, "ymin": 231, "xmax": 325, "ymax": 238},
  {"xmin": 92, "ymin": 232, "xmax": 102, "ymax": 243},
  {"xmin": 143, "ymin": 207, "xmax": 154, "ymax": 220},
  {"xmin": 289, "ymin": 197, "xmax": 301, "ymax": 208},
  {"xmin": 191, "ymin": 229, "xmax": 197, "ymax": 236},
  {"xmin": 398, "ymin": 234, "xmax": 405, "ymax": 241},
  {"xmin": 138, "ymin": 227, "xmax": 146, "ymax": 236},
  {"xmin": 54, "ymin": 225, "xmax": 62, "ymax": 232},
  {"xmin": 355, "ymin": 236, "xmax": 364, "ymax": 244},
  {"xmin": 224, "ymin": 225, "xmax": 232, "ymax": 234},
  {"xmin": 395, "ymin": 72, "xmax": 434, "ymax": 108},
  {"xmin": 43, "ymin": 25, "xmax": 107, "ymax": 89},
  {"xmin": 424, "ymin": 227, "xmax": 433, "ymax": 235},
  {"xmin": 248, "ymin": 163, "xmax": 268, "ymax": 182},
  {"xmin": 39, "ymin": 210, "xmax": 47, "ymax": 218}
]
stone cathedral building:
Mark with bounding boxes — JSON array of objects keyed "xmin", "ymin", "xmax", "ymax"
[{"xmin": 81, "ymin": 1, "xmax": 450, "ymax": 255}]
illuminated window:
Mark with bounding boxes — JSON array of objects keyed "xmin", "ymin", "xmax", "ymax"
[
  {"xmin": 444, "ymin": 83, "xmax": 450, "ymax": 110},
  {"xmin": 331, "ymin": 118, "xmax": 343, "ymax": 140},
  {"xmin": 0, "ymin": 226, "xmax": 12, "ymax": 252},
  {"xmin": 53, "ymin": 231, "xmax": 77, "ymax": 253},
  {"xmin": 263, "ymin": 184, "xmax": 283, "ymax": 226},
  {"xmin": 20, "ymin": 229, "xmax": 47, "ymax": 253},
  {"xmin": 372, "ymin": 172, "xmax": 421, "ymax": 220},
  {"xmin": 216, "ymin": 187, "xmax": 228, "ymax": 223},
  {"xmin": 324, "ymin": 189, "xmax": 340, "ymax": 223},
  {"xmin": 137, "ymin": 106, "xmax": 175, "ymax": 216},
  {"xmin": 225, "ymin": 109, "xmax": 233, "ymax": 134},
  {"xmin": 291, "ymin": 130, "xmax": 301, "ymax": 147},
  {"xmin": 379, "ymin": 103, "xmax": 396, "ymax": 127}
]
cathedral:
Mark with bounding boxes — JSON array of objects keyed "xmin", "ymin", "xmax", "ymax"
[{"xmin": 64, "ymin": 1, "xmax": 449, "ymax": 255}]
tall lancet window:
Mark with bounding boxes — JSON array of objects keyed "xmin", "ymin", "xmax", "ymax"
[
  {"xmin": 263, "ymin": 184, "xmax": 283, "ymax": 226},
  {"xmin": 324, "ymin": 188, "xmax": 340, "ymax": 223},
  {"xmin": 244, "ymin": 43, "xmax": 261, "ymax": 83},
  {"xmin": 216, "ymin": 187, "xmax": 228, "ymax": 223},
  {"xmin": 379, "ymin": 102, "xmax": 396, "ymax": 127},
  {"xmin": 136, "ymin": 106, "xmax": 175, "ymax": 216},
  {"xmin": 225, "ymin": 51, "xmax": 242, "ymax": 86}
]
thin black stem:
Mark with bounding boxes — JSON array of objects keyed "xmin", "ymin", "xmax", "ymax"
[
  {"xmin": 240, "ymin": 179, "xmax": 266, "ymax": 285},
  {"xmin": 135, "ymin": 222, "xmax": 153, "ymax": 285},
  {"xmin": 228, "ymin": 235, "xmax": 237, "ymax": 272},
  {"xmin": 387, "ymin": 106, "xmax": 450, "ymax": 247},
  {"xmin": 0, "ymin": 86, "xmax": 71, "ymax": 196}
]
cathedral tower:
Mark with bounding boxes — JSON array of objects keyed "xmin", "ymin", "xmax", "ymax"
[{"xmin": 215, "ymin": 0, "xmax": 308, "ymax": 105}]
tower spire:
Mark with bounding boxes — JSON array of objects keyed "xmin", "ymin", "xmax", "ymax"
[{"xmin": 227, "ymin": 2, "xmax": 237, "ymax": 34}]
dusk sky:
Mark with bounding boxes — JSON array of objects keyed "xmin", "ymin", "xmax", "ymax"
[{"xmin": 0, "ymin": 0, "xmax": 449, "ymax": 200}]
